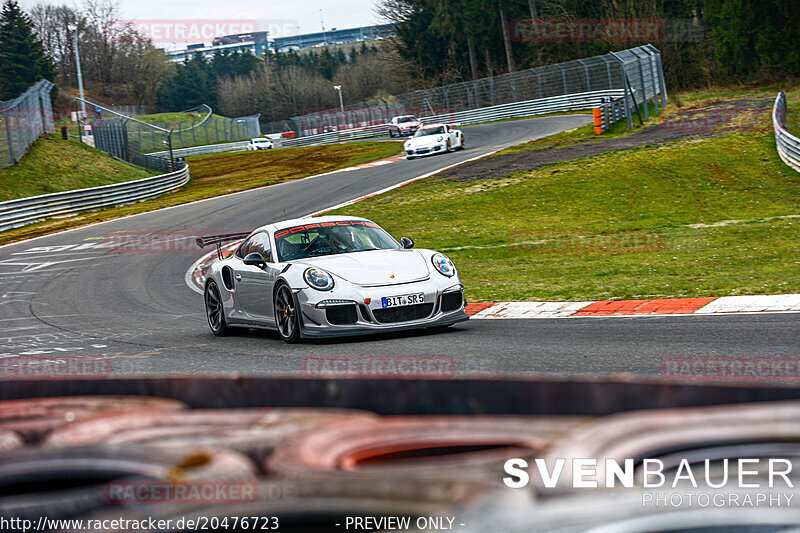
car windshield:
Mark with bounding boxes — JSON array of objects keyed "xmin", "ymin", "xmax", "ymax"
[
  {"xmin": 275, "ymin": 221, "xmax": 400, "ymax": 261},
  {"xmin": 397, "ymin": 116, "xmax": 415, "ymax": 123},
  {"xmin": 413, "ymin": 126, "xmax": 445, "ymax": 137}
]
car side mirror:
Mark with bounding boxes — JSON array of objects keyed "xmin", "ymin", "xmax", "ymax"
[
  {"xmin": 400, "ymin": 237, "xmax": 414, "ymax": 249},
  {"xmin": 243, "ymin": 252, "xmax": 267, "ymax": 268}
]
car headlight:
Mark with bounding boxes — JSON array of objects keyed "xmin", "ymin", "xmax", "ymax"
[
  {"xmin": 431, "ymin": 253, "xmax": 455, "ymax": 277},
  {"xmin": 436, "ymin": 136, "xmax": 443, "ymax": 142},
  {"xmin": 304, "ymin": 268, "xmax": 334, "ymax": 290}
]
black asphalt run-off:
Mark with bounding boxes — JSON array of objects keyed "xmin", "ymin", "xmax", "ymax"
[{"xmin": 2, "ymin": 115, "xmax": 799, "ymax": 378}]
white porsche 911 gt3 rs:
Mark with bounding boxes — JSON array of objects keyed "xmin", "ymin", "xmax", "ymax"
[
  {"xmin": 198, "ymin": 216, "xmax": 468, "ymax": 343},
  {"xmin": 403, "ymin": 124, "xmax": 465, "ymax": 159}
]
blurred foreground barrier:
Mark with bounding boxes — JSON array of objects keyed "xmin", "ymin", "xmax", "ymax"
[
  {"xmin": 0, "ymin": 445, "xmax": 256, "ymax": 524},
  {"xmin": 443, "ymin": 487, "xmax": 800, "ymax": 533},
  {"xmin": 72, "ymin": 474, "xmax": 508, "ymax": 533},
  {"xmin": 0, "ymin": 395, "xmax": 186, "ymax": 444},
  {"xmin": 0, "ymin": 163, "xmax": 189, "ymax": 233},
  {"xmin": 45, "ymin": 407, "xmax": 377, "ymax": 463},
  {"xmin": 0, "ymin": 429, "xmax": 22, "ymax": 453},
  {"xmin": 544, "ymin": 400, "xmax": 800, "ymax": 489},
  {"xmin": 267, "ymin": 416, "xmax": 585, "ymax": 483},
  {"xmin": 773, "ymin": 92, "xmax": 800, "ymax": 173},
  {"xmin": 5, "ymin": 375, "xmax": 800, "ymax": 414}
]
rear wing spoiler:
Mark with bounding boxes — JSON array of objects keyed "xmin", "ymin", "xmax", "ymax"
[{"xmin": 196, "ymin": 232, "xmax": 251, "ymax": 260}]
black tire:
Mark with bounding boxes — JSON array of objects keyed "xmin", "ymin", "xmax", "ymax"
[
  {"xmin": 205, "ymin": 280, "xmax": 232, "ymax": 336},
  {"xmin": 389, "ymin": 130, "xmax": 395, "ymax": 138},
  {"xmin": 458, "ymin": 136, "xmax": 466, "ymax": 150},
  {"xmin": 446, "ymin": 139, "xmax": 452, "ymax": 152},
  {"xmin": 274, "ymin": 283, "xmax": 301, "ymax": 343}
]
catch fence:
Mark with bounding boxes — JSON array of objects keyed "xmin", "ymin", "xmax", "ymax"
[
  {"xmin": 0, "ymin": 80, "xmax": 55, "ymax": 169},
  {"xmin": 80, "ymin": 99, "xmax": 260, "ymax": 172},
  {"xmin": 277, "ymin": 44, "xmax": 666, "ymax": 142}
]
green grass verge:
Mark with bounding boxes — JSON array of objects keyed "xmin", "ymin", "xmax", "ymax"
[
  {"xmin": 0, "ymin": 134, "xmax": 154, "ymax": 202},
  {"xmin": 0, "ymin": 141, "xmax": 402, "ymax": 246},
  {"xmin": 184, "ymin": 142, "xmax": 403, "ymax": 193},
  {"xmin": 136, "ymin": 111, "xmax": 214, "ymax": 123},
  {"xmin": 331, "ymin": 89, "xmax": 800, "ymax": 302}
]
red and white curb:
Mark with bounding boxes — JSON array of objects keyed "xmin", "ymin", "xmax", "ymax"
[
  {"xmin": 189, "ymin": 256, "xmax": 800, "ymax": 320},
  {"xmin": 464, "ymin": 295, "xmax": 800, "ymax": 318}
]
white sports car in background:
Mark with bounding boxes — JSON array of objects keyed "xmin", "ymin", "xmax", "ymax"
[
  {"xmin": 247, "ymin": 138, "xmax": 274, "ymax": 150},
  {"xmin": 404, "ymin": 124, "xmax": 465, "ymax": 159},
  {"xmin": 388, "ymin": 115, "xmax": 421, "ymax": 137},
  {"xmin": 198, "ymin": 216, "xmax": 468, "ymax": 343}
]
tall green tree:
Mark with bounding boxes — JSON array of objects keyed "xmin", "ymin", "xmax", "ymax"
[
  {"xmin": 0, "ymin": 0, "xmax": 53, "ymax": 99},
  {"xmin": 696, "ymin": 0, "xmax": 800, "ymax": 76},
  {"xmin": 155, "ymin": 53, "xmax": 217, "ymax": 110}
]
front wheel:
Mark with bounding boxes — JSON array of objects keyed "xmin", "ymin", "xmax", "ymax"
[
  {"xmin": 446, "ymin": 139, "xmax": 452, "ymax": 152},
  {"xmin": 205, "ymin": 280, "xmax": 232, "ymax": 336},
  {"xmin": 274, "ymin": 284, "xmax": 301, "ymax": 343}
]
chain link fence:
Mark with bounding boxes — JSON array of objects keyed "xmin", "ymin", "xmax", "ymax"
[
  {"xmin": 0, "ymin": 80, "xmax": 55, "ymax": 169},
  {"xmin": 271, "ymin": 45, "xmax": 665, "ymax": 138},
  {"xmin": 80, "ymin": 99, "xmax": 261, "ymax": 172}
]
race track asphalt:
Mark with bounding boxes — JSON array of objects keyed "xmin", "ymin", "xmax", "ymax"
[{"xmin": 2, "ymin": 114, "xmax": 800, "ymax": 379}]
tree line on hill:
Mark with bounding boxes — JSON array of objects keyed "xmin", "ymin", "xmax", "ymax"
[
  {"xmin": 382, "ymin": 0, "xmax": 800, "ymax": 90},
  {"xmin": 155, "ymin": 42, "xmax": 389, "ymax": 122}
]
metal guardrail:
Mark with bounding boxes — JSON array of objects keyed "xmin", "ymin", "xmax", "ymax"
[
  {"xmin": 595, "ymin": 97, "xmax": 627, "ymax": 133},
  {"xmin": 149, "ymin": 141, "xmax": 251, "ymax": 158},
  {"xmin": 773, "ymin": 92, "xmax": 800, "ymax": 173},
  {"xmin": 283, "ymin": 89, "xmax": 626, "ymax": 147},
  {"xmin": 0, "ymin": 164, "xmax": 190, "ymax": 233}
]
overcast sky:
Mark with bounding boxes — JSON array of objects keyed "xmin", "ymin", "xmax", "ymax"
[{"xmin": 19, "ymin": 0, "xmax": 382, "ymax": 48}]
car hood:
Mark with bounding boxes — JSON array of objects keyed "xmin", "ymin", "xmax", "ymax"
[
  {"xmin": 406, "ymin": 136, "xmax": 443, "ymax": 147},
  {"xmin": 295, "ymin": 249, "xmax": 430, "ymax": 286}
]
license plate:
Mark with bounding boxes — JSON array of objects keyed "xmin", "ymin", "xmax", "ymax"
[{"xmin": 381, "ymin": 293, "xmax": 425, "ymax": 308}]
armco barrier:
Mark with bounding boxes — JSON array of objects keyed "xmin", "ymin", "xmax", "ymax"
[
  {"xmin": 283, "ymin": 89, "xmax": 626, "ymax": 148},
  {"xmin": 773, "ymin": 92, "xmax": 800, "ymax": 173},
  {"xmin": 0, "ymin": 164, "xmax": 190, "ymax": 233},
  {"xmin": 594, "ymin": 97, "xmax": 627, "ymax": 134},
  {"xmin": 149, "ymin": 140, "xmax": 251, "ymax": 159}
]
